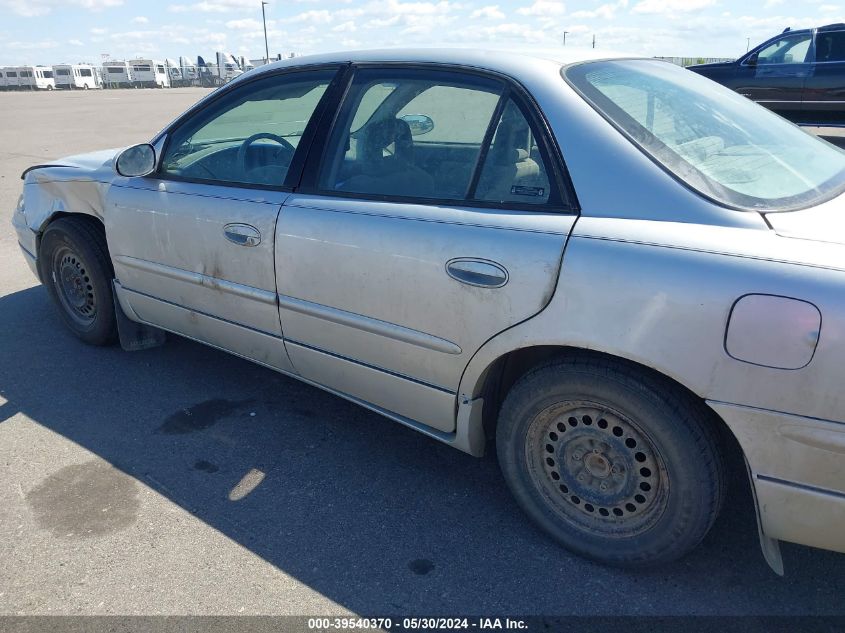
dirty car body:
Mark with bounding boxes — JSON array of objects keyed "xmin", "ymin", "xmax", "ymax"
[{"xmin": 13, "ymin": 48, "xmax": 845, "ymax": 572}]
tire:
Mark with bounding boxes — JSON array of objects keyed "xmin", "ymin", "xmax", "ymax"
[
  {"xmin": 497, "ymin": 354, "xmax": 725, "ymax": 568},
  {"xmin": 38, "ymin": 216, "xmax": 117, "ymax": 346}
]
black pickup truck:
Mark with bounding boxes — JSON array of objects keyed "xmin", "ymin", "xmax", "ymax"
[{"xmin": 689, "ymin": 23, "xmax": 845, "ymax": 125}]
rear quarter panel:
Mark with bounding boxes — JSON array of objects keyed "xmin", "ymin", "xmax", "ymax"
[{"xmin": 460, "ymin": 216, "xmax": 845, "ymax": 425}]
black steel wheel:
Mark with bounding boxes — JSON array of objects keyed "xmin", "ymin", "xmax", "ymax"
[
  {"xmin": 39, "ymin": 216, "xmax": 117, "ymax": 345},
  {"xmin": 497, "ymin": 354, "xmax": 725, "ymax": 568}
]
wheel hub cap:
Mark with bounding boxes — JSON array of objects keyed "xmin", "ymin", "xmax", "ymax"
[
  {"xmin": 52, "ymin": 248, "xmax": 97, "ymax": 326},
  {"xmin": 529, "ymin": 402, "xmax": 667, "ymax": 536}
]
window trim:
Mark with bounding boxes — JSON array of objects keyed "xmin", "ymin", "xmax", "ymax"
[
  {"xmin": 465, "ymin": 87, "xmax": 510, "ymax": 200},
  {"xmin": 297, "ymin": 61, "xmax": 579, "ymax": 214},
  {"xmin": 151, "ymin": 63, "xmax": 348, "ymax": 193}
]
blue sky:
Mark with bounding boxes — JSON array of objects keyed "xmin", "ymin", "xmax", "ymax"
[{"xmin": 1, "ymin": 0, "xmax": 843, "ymax": 66}]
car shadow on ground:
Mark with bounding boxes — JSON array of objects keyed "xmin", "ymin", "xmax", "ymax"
[{"xmin": 2, "ymin": 285, "xmax": 844, "ymax": 615}]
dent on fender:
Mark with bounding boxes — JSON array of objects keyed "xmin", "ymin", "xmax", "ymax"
[{"xmin": 24, "ymin": 176, "xmax": 110, "ymax": 233}]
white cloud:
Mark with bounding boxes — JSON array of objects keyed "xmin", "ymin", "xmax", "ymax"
[
  {"xmin": 461, "ymin": 21, "xmax": 546, "ymax": 42},
  {"xmin": 763, "ymin": 0, "xmax": 784, "ymax": 7},
  {"xmin": 225, "ymin": 17, "xmax": 264, "ymax": 29},
  {"xmin": 169, "ymin": 0, "xmax": 258, "ymax": 13},
  {"xmin": 633, "ymin": 0, "xmax": 715, "ymax": 14},
  {"xmin": 8, "ymin": 39, "xmax": 60, "ymax": 49},
  {"xmin": 68, "ymin": 38, "xmax": 84, "ymax": 45},
  {"xmin": 470, "ymin": 5, "xmax": 505, "ymax": 19},
  {"xmin": 131, "ymin": 16, "xmax": 149, "ymax": 23},
  {"xmin": 1, "ymin": 0, "xmax": 122, "ymax": 16},
  {"xmin": 332, "ymin": 20, "xmax": 358, "ymax": 32},
  {"xmin": 571, "ymin": 0, "xmax": 628, "ymax": 19},
  {"xmin": 516, "ymin": 1, "xmax": 565, "ymax": 16},
  {"xmin": 287, "ymin": 9, "xmax": 334, "ymax": 24},
  {"xmin": 819, "ymin": 3, "xmax": 840, "ymax": 11}
]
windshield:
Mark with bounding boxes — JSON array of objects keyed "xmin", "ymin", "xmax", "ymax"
[{"xmin": 564, "ymin": 59, "xmax": 845, "ymax": 211}]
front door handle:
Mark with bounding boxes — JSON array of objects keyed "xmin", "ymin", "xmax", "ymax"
[
  {"xmin": 223, "ymin": 223, "xmax": 261, "ymax": 247},
  {"xmin": 446, "ymin": 258, "xmax": 508, "ymax": 288}
]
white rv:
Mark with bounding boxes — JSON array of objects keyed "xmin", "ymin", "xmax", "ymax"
[
  {"xmin": 4, "ymin": 68, "xmax": 20, "ymax": 89},
  {"xmin": 53, "ymin": 64, "xmax": 101, "ymax": 89},
  {"xmin": 16, "ymin": 67, "xmax": 34, "ymax": 89},
  {"xmin": 16, "ymin": 66, "xmax": 55, "ymax": 90},
  {"xmin": 129, "ymin": 59, "xmax": 170, "ymax": 88},
  {"xmin": 0, "ymin": 68, "xmax": 7, "ymax": 90},
  {"xmin": 102, "ymin": 61, "xmax": 134, "ymax": 88}
]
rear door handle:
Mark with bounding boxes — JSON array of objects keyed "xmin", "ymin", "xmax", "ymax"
[
  {"xmin": 446, "ymin": 258, "xmax": 508, "ymax": 288},
  {"xmin": 223, "ymin": 223, "xmax": 261, "ymax": 247}
]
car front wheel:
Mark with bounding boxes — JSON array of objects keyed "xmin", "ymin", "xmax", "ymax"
[
  {"xmin": 39, "ymin": 216, "xmax": 117, "ymax": 346},
  {"xmin": 497, "ymin": 354, "xmax": 725, "ymax": 568}
]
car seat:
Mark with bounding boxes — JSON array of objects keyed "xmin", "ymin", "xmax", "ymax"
[
  {"xmin": 338, "ymin": 117, "xmax": 436, "ymax": 197},
  {"xmin": 474, "ymin": 104, "xmax": 550, "ymax": 203}
]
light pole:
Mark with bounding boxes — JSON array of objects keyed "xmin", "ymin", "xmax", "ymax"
[
  {"xmin": 261, "ymin": 1, "xmax": 270, "ymax": 65},
  {"xmin": 746, "ymin": 37, "xmax": 750, "ymax": 52},
  {"xmin": 563, "ymin": 31, "xmax": 569, "ymax": 46}
]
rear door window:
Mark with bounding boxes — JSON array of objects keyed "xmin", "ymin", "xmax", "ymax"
[
  {"xmin": 315, "ymin": 66, "xmax": 569, "ymax": 209},
  {"xmin": 318, "ymin": 68, "xmax": 503, "ymax": 200},
  {"xmin": 815, "ymin": 30, "xmax": 845, "ymax": 63}
]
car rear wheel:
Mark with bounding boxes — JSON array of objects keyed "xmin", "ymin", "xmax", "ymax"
[
  {"xmin": 39, "ymin": 216, "xmax": 117, "ymax": 346},
  {"xmin": 497, "ymin": 354, "xmax": 725, "ymax": 567}
]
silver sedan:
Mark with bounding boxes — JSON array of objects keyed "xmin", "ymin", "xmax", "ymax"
[{"xmin": 12, "ymin": 48, "xmax": 845, "ymax": 572}]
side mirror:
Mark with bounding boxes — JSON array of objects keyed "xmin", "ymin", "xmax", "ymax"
[
  {"xmin": 115, "ymin": 143, "xmax": 156, "ymax": 177},
  {"xmin": 400, "ymin": 114, "xmax": 435, "ymax": 136},
  {"xmin": 746, "ymin": 53, "xmax": 758, "ymax": 67}
]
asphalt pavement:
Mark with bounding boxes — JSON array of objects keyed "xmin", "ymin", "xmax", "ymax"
[{"xmin": 1, "ymin": 88, "xmax": 844, "ymax": 617}]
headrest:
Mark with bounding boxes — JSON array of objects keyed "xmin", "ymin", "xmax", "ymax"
[{"xmin": 360, "ymin": 117, "xmax": 414, "ymax": 165}]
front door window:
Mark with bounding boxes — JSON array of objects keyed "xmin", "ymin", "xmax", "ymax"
[
  {"xmin": 756, "ymin": 33, "xmax": 812, "ymax": 65},
  {"xmin": 161, "ymin": 69, "xmax": 336, "ymax": 187}
]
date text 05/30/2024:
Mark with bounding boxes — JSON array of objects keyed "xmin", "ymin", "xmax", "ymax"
[{"xmin": 307, "ymin": 618, "xmax": 528, "ymax": 630}]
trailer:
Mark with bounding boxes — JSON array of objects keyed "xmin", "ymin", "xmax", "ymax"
[
  {"xmin": 53, "ymin": 64, "xmax": 101, "ymax": 89},
  {"xmin": 237, "ymin": 55, "xmax": 255, "ymax": 73},
  {"xmin": 0, "ymin": 68, "xmax": 7, "ymax": 91},
  {"xmin": 34, "ymin": 67, "xmax": 56, "ymax": 89},
  {"xmin": 196, "ymin": 52, "xmax": 244, "ymax": 86},
  {"xmin": 178, "ymin": 56, "xmax": 199, "ymax": 85},
  {"xmin": 217, "ymin": 52, "xmax": 244, "ymax": 81},
  {"xmin": 164, "ymin": 58, "xmax": 184, "ymax": 87},
  {"xmin": 177, "ymin": 56, "xmax": 199, "ymax": 86},
  {"xmin": 4, "ymin": 68, "xmax": 20, "ymax": 89},
  {"xmin": 102, "ymin": 61, "xmax": 134, "ymax": 88},
  {"xmin": 129, "ymin": 59, "xmax": 170, "ymax": 88},
  {"xmin": 16, "ymin": 66, "xmax": 55, "ymax": 90}
]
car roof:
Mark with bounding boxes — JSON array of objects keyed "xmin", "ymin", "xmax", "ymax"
[{"xmin": 248, "ymin": 47, "xmax": 634, "ymax": 79}]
